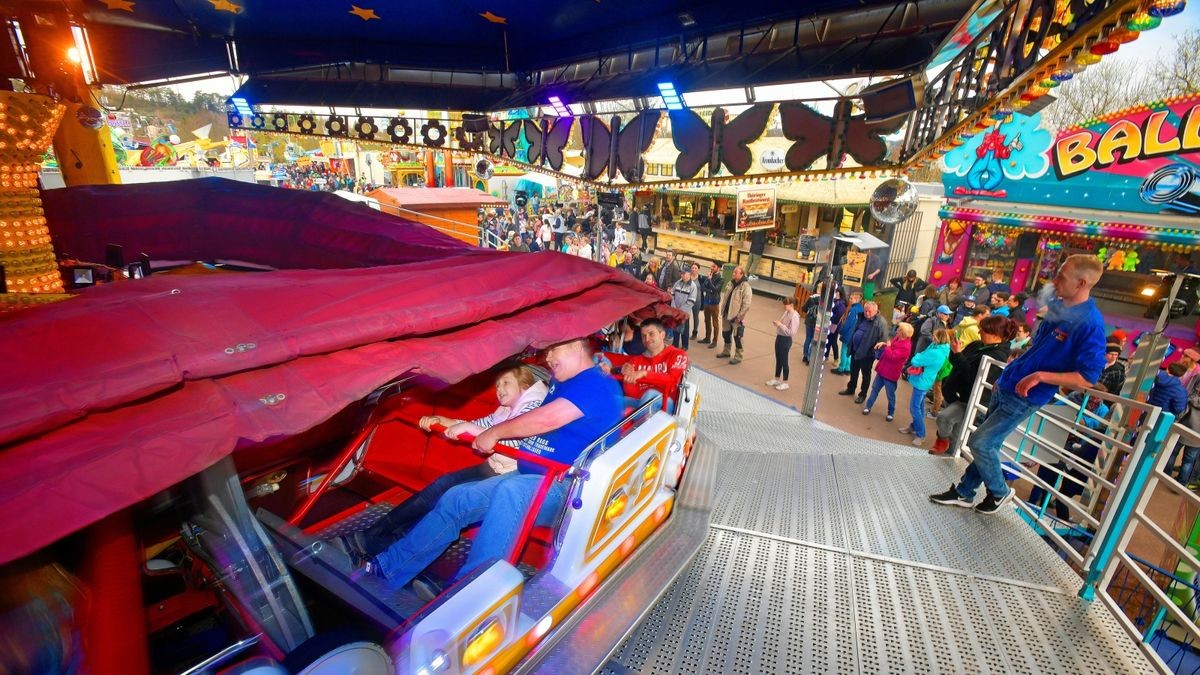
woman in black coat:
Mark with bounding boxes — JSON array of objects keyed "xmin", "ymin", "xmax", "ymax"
[{"xmin": 890, "ymin": 270, "xmax": 928, "ymax": 307}]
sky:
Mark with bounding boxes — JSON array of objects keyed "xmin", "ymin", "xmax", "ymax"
[{"xmin": 164, "ymin": 6, "xmax": 1200, "ymax": 105}]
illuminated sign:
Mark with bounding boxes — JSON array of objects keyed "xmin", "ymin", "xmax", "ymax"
[{"xmin": 943, "ymin": 93, "xmax": 1200, "ymax": 217}]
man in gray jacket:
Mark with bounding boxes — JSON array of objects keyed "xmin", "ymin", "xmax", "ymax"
[{"xmin": 671, "ymin": 269, "xmax": 700, "ymax": 350}]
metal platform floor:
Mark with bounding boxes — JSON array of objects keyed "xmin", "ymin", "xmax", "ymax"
[{"xmin": 602, "ymin": 368, "xmax": 1156, "ymax": 674}]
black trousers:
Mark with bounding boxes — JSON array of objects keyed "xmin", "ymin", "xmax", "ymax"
[
  {"xmin": 847, "ymin": 356, "xmax": 874, "ymax": 396},
  {"xmin": 774, "ymin": 335, "xmax": 793, "ymax": 380}
]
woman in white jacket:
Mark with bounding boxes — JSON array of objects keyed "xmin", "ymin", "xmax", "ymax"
[{"xmin": 352, "ymin": 364, "xmax": 548, "ymax": 558}]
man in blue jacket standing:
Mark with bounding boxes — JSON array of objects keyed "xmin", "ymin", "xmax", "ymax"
[
  {"xmin": 930, "ymin": 255, "xmax": 1107, "ymax": 515},
  {"xmin": 833, "ymin": 291, "xmax": 863, "ymax": 375}
]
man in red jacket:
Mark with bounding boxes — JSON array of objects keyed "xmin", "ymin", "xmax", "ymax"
[{"xmin": 605, "ymin": 318, "xmax": 689, "ymax": 413}]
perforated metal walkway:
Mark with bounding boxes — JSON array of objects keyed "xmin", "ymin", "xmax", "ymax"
[{"xmin": 601, "ymin": 368, "xmax": 1156, "ymax": 674}]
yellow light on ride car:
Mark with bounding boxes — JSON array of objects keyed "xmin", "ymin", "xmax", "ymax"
[
  {"xmin": 462, "ymin": 618, "xmax": 505, "ymax": 666},
  {"xmin": 604, "ymin": 488, "xmax": 629, "ymax": 522},
  {"xmin": 1140, "ymin": 286, "xmax": 1158, "ymax": 297},
  {"xmin": 642, "ymin": 456, "xmax": 660, "ymax": 483}
]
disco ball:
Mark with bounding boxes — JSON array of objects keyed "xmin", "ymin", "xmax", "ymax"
[{"xmin": 869, "ymin": 178, "xmax": 919, "ymax": 224}]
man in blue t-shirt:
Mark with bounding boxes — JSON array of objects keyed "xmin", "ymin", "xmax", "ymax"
[
  {"xmin": 370, "ymin": 337, "xmax": 623, "ymax": 593},
  {"xmin": 930, "ymin": 254, "xmax": 1107, "ymax": 515}
]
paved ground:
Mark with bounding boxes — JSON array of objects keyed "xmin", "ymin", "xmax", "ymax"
[{"xmin": 682, "ymin": 293, "xmax": 929, "ymax": 449}]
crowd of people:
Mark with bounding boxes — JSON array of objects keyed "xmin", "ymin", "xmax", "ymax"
[{"xmin": 275, "ymin": 161, "xmax": 380, "ymax": 193}]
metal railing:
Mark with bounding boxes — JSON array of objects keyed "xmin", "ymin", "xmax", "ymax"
[
  {"xmin": 1094, "ymin": 422, "xmax": 1200, "ymax": 672},
  {"xmin": 954, "ymin": 356, "xmax": 1170, "ymax": 580},
  {"xmin": 954, "ymin": 355, "xmax": 1200, "ymax": 669}
]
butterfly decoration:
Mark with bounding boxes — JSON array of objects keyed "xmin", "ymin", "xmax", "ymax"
[
  {"xmin": 780, "ymin": 100, "xmax": 904, "ymax": 171},
  {"xmin": 669, "ymin": 103, "xmax": 774, "ymax": 179},
  {"xmin": 523, "ymin": 118, "xmax": 574, "ymax": 171},
  {"xmin": 488, "ymin": 121, "xmax": 522, "ymax": 158},
  {"xmin": 579, "ymin": 110, "xmax": 661, "ymax": 182}
]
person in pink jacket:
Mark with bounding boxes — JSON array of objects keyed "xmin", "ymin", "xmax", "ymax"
[
  {"xmin": 766, "ymin": 297, "xmax": 802, "ymax": 391},
  {"xmin": 862, "ymin": 322, "xmax": 913, "ymax": 421}
]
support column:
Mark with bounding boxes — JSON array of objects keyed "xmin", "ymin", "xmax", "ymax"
[
  {"xmin": 425, "ymin": 150, "xmax": 437, "ymax": 187},
  {"xmin": 0, "ymin": 92, "xmax": 68, "ymax": 307},
  {"xmin": 444, "ymin": 150, "xmax": 455, "ymax": 187},
  {"xmin": 50, "ymin": 100, "xmax": 122, "ymax": 186}
]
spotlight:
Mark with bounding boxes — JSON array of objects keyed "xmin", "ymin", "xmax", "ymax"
[
  {"xmin": 657, "ymin": 82, "xmax": 684, "ymax": 111},
  {"xmin": 229, "ymin": 96, "xmax": 254, "ymax": 117},
  {"xmin": 547, "ymin": 96, "xmax": 571, "ymax": 117}
]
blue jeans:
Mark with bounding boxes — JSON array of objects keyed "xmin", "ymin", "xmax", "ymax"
[
  {"xmin": 624, "ymin": 390, "xmax": 667, "ymax": 413},
  {"xmin": 360, "ymin": 462, "xmax": 498, "ymax": 556},
  {"xmin": 865, "ymin": 376, "xmax": 897, "ymax": 416},
  {"xmin": 956, "ymin": 387, "xmax": 1039, "ymax": 500},
  {"xmin": 672, "ymin": 320, "xmax": 690, "ymax": 349},
  {"xmin": 909, "ymin": 387, "xmax": 928, "ymax": 438},
  {"xmin": 1170, "ymin": 445, "xmax": 1200, "ymax": 484},
  {"xmin": 374, "ymin": 473, "xmax": 568, "ymax": 589},
  {"xmin": 802, "ymin": 322, "xmax": 815, "ymax": 360}
]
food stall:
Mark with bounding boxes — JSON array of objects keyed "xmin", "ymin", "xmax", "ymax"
[{"xmin": 640, "ymin": 173, "xmax": 890, "ymax": 285}]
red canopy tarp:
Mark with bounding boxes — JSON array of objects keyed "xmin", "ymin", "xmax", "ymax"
[{"xmin": 0, "ymin": 179, "xmax": 681, "ymax": 563}]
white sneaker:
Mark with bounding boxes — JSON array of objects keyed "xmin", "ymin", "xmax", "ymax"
[
  {"xmin": 765, "ymin": 379, "xmax": 780, "ymax": 386},
  {"xmin": 775, "ymin": 382, "xmax": 790, "ymax": 390}
]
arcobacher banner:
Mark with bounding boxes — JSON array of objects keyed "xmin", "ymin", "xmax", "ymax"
[
  {"xmin": 735, "ymin": 186, "xmax": 776, "ymax": 232},
  {"xmin": 942, "ymin": 92, "xmax": 1200, "ymax": 216}
]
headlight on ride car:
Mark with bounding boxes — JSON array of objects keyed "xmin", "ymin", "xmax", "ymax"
[
  {"xmin": 642, "ymin": 455, "xmax": 660, "ymax": 484},
  {"xmin": 604, "ymin": 488, "xmax": 629, "ymax": 522},
  {"xmin": 462, "ymin": 617, "xmax": 505, "ymax": 666}
]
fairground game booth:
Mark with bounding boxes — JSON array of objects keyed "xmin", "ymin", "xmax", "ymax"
[{"xmin": 931, "ymin": 93, "xmax": 1200, "ymax": 346}]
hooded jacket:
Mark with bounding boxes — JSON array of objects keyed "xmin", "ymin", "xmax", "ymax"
[
  {"xmin": 943, "ymin": 340, "xmax": 1012, "ymax": 406},
  {"xmin": 1149, "ymin": 370, "xmax": 1189, "ymax": 416},
  {"xmin": 907, "ymin": 343, "xmax": 951, "ymax": 391}
]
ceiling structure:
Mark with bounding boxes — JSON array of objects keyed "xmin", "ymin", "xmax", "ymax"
[{"xmin": 1, "ymin": 0, "xmax": 975, "ymax": 111}]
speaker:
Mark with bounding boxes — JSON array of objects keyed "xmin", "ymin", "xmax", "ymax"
[
  {"xmin": 1015, "ymin": 232, "xmax": 1039, "ymax": 259},
  {"xmin": 461, "ymin": 113, "xmax": 489, "ymax": 134},
  {"xmin": 105, "ymin": 243, "xmax": 124, "ymax": 269},
  {"xmin": 859, "ymin": 74, "xmax": 926, "ymax": 124}
]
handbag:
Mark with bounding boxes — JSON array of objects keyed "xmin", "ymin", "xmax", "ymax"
[{"xmin": 906, "ymin": 365, "xmax": 925, "ymax": 377}]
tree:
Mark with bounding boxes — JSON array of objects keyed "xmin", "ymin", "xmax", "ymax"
[
  {"xmin": 1164, "ymin": 29, "xmax": 1200, "ymax": 96},
  {"xmin": 1039, "ymin": 60, "xmax": 1159, "ymax": 131}
]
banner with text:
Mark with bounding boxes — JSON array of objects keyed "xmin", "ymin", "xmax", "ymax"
[
  {"xmin": 942, "ymin": 93, "xmax": 1200, "ymax": 217},
  {"xmin": 736, "ymin": 187, "xmax": 777, "ymax": 232}
]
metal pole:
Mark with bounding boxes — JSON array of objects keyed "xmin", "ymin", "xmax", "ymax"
[
  {"xmin": 802, "ymin": 247, "xmax": 836, "ymax": 417},
  {"xmin": 1128, "ymin": 274, "xmax": 1183, "ymax": 398}
]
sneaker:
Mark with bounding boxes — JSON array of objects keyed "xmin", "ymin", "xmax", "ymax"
[
  {"xmin": 838, "ymin": 388, "xmax": 854, "ymax": 396},
  {"xmin": 929, "ymin": 485, "xmax": 973, "ymax": 508},
  {"xmin": 929, "ymin": 437, "xmax": 951, "ymax": 455},
  {"xmin": 974, "ymin": 489, "xmax": 1015, "ymax": 515},
  {"xmin": 766, "ymin": 378, "xmax": 780, "ymax": 386},
  {"xmin": 885, "ymin": 414, "xmax": 894, "ymax": 421},
  {"xmin": 775, "ymin": 382, "xmax": 790, "ymax": 391},
  {"xmin": 351, "ymin": 555, "xmax": 388, "ymax": 583},
  {"xmin": 853, "ymin": 395, "xmax": 865, "ymax": 404},
  {"xmin": 912, "ymin": 437, "xmax": 925, "ymax": 447},
  {"xmin": 898, "ymin": 426, "xmax": 914, "ymax": 435},
  {"xmin": 411, "ymin": 574, "xmax": 442, "ymax": 602},
  {"xmin": 716, "ymin": 350, "xmax": 731, "ymax": 358},
  {"xmin": 862, "ymin": 408, "xmax": 870, "ymax": 415}
]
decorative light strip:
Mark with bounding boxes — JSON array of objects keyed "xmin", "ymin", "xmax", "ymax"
[{"xmin": 908, "ymin": 0, "xmax": 1168, "ymax": 170}]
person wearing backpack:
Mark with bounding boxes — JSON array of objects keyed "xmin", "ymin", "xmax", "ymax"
[
  {"xmin": 801, "ymin": 291, "xmax": 821, "ymax": 365},
  {"xmin": 902, "ymin": 328, "xmax": 952, "ymax": 447}
]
